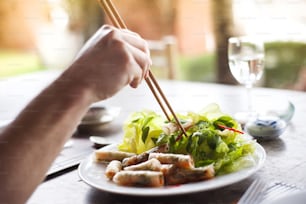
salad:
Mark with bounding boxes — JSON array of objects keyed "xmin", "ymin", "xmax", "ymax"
[{"xmin": 118, "ymin": 103, "xmax": 257, "ymax": 175}]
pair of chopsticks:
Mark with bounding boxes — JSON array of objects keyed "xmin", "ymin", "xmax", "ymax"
[{"xmin": 97, "ymin": 0, "xmax": 187, "ymax": 137}]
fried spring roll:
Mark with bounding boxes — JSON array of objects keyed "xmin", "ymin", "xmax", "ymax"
[
  {"xmin": 164, "ymin": 164, "xmax": 215, "ymax": 185},
  {"xmin": 148, "ymin": 153, "xmax": 194, "ymax": 169},
  {"xmin": 105, "ymin": 160, "xmax": 122, "ymax": 180},
  {"xmin": 124, "ymin": 158, "xmax": 162, "ymax": 171},
  {"xmin": 113, "ymin": 170, "xmax": 164, "ymax": 187},
  {"xmin": 160, "ymin": 164, "xmax": 173, "ymax": 174},
  {"xmin": 122, "ymin": 152, "xmax": 149, "ymax": 167},
  {"xmin": 122, "ymin": 144, "xmax": 169, "ymax": 167},
  {"xmin": 95, "ymin": 150, "xmax": 135, "ymax": 162}
]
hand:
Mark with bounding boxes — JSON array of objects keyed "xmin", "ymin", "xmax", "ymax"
[
  {"xmin": 64, "ymin": 25, "xmax": 151, "ymax": 102},
  {"xmin": 0, "ymin": 25, "xmax": 153, "ymax": 204}
]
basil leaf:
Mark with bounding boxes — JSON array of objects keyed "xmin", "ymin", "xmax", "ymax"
[
  {"xmin": 214, "ymin": 116, "xmax": 235, "ymax": 128},
  {"xmin": 141, "ymin": 126, "xmax": 150, "ymax": 143},
  {"xmin": 132, "ymin": 119, "xmax": 140, "ymax": 124},
  {"xmin": 142, "ymin": 116, "xmax": 154, "ymax": 127}
]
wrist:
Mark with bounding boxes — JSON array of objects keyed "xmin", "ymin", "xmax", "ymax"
[
  {"xmin": 46, "ymin": 77, "xmax": 94, "ymax": 118},
  {"xmin": 55, "ymin": 68, "xmax": 97, "ymax": 105}
]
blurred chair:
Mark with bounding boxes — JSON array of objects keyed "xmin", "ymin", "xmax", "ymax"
[{"xmin": 147, "ymin": 36, "xmax": 179, "ymax": 80}]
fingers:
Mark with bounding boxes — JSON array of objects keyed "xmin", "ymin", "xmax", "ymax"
[
  {"xmin": 120, "ymin": 29, "xmax": 152, "ymax": 65},
  {"xmin": 96, "ymin": 25, "xmax": 151, "ymax": 88},
  {"xmin": 75, "ymin": 25, "xmax": 114, "ymax": 59},
  {"xmin": 125, "ymin": 43, "xmax": 151, "ymax": 86},
  {"xmin": 117, "ymin": 28, "xmax": 152, "ymax": 88}
]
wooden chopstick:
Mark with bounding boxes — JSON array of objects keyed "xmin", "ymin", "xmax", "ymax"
[
  {"xmin": 97, "ymin": 0, "xmax": 187, "ymax": 137},
  {"xmin": 99, "ymin": 0, "xmax": 171, "ymax": 121}
]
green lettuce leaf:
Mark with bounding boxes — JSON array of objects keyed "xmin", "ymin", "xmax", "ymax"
[
  {"xmin": 118, "ymin": 110, "xmax": 164, "ymax": 154},
  {"xmin": 118, "ymin": 103, "xmax": 256, "ymax": 174}
]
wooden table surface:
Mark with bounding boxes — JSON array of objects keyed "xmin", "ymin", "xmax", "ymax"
[{"xmin": 1, "ymin": 70, "xmax": 306, "ymax": 204}]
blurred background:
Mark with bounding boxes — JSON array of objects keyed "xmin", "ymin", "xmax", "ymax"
[{"xmin": 1, "ymin": 0, "xmax": 306, "ymax": 90}]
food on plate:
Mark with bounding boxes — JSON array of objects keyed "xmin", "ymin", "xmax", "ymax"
[
  {"xmin": 95, "ymin": 150, "xmax": 135, "ymax": 162},
  {"xmin": 121, "ymin": 144, "xmax": 168, "ymax": 167},
  {"xmin": 122, "ymin": 152, "xmax": 149, "ymax": 167},
  {"xmin": 105, "ymin": 160, "xmax": 122, "ymax": 179},
  {"xmin": 98, "ymin": 150, "xmax": 214, "ymax": 187},
  {"xmin": 123, "ymin": 158, "xmax": 162, "ymax": 171},
  {"xmin": 118, "ymin": 103, "xmax": 257, "ymax": 175},
  {"xmin": 163, "ymin": 164, "xmax": 215, "ymax": 185},
  {"xmin": 113, "ymin": 170, "xmax": 164, "ymax": 187},
  {"xmin": 94, "ymin": 103, "xmax": 258, "ymax": 187},
  {"xmin": 148, "ymin": 152, "xmax": 194, "ymax": 169}
]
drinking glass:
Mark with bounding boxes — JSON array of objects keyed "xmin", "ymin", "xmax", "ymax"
[{"xmin": 228, "ymin": 36, "xmax": 265, "ymax": 123}]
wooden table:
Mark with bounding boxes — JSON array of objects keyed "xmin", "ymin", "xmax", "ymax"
[{"xmin": 1, "ymin": 70, "xmax": 306, "ymax": 204}]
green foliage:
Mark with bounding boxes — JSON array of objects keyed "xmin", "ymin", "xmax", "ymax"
[
  {"xmin": 264, "ymin": 41, "xmax": 306, "ymax": 89},
  {"xmin": 2, "ymin": 41, "xmax": 305, "ymax": 91},
  {"xmin": 179, "ymin": 53, "xmax": 216, "ymax": 82},
  {"xmin": 0, "ymin": 51, "xmax": 44, "ymax": 78},
  {"xmin": 177, "ymin": 42, "xmax": 306, "ymax": 90}
]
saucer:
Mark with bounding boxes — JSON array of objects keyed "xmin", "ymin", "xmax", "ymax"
[{"xmin": 77, "ymin": 105, "xmax": 121, "ymax": 133}]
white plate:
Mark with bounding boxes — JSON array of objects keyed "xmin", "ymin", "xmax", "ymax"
[
  {"xmin": 261, "ymin": 191, "xmax": 306, "ymax": 204},
  {"xmin": 78, "ymin": 143, "xmax": 266, "ymax": 196}
]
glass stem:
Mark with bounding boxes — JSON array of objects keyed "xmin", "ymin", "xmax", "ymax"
[{"xmin": 246, "ymin": 84, "xmax": 253, "ymax": 113}]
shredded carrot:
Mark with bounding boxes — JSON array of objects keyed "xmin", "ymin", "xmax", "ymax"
[{"xmin": 217, "ymin": 124, "xmax": 244, "ymax": 134}]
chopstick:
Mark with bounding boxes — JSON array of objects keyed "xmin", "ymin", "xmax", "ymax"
[{"xmin": 97, "ymin": 0, "xmax": 187, "ymax": 137}]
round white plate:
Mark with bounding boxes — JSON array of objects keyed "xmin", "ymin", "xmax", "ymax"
[
  {"xmin": 261, "ymin": 191, "xmax": 306, "ymax": 204},
  {"xmin": 78, "ymin": 143, "xmax": 266, "ymax": 196}
]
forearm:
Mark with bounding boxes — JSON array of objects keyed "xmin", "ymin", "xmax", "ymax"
[
  {"xmin": 0, "ymin": 24, "xmax": 150, "ymax": 204},
  {"xmin": 0, "ymin": 73, "xmax": 93, "ymax": 204}
]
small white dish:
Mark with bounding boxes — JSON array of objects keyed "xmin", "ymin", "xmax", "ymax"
[
  {"xmin": 256, "ymin": 100, "xmax": 295, "ymax": 123},
  {"xmin": 245, "ymin": 116, "xmax": 287, "ymax": 140},
  {"xmin": 89, "ymin": 136, "xmax": 115, "ymax": 148},
  {"xmin": 77, "ymin": 106, "xmax": 120, "ymax": 134},
  {"xmin": 80, "ymin": 105, "xmax": 121, "ymax": 125}
]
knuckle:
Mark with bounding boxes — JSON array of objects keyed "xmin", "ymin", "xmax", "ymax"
[
  {"xmin": 104, "ymin": 29, "xmax": 119, "ymax": 41},
  {"xmin": 113, "ymin": 42, "xmax": 131, "ymax": 62},
  {"xmin": 102, "ymin": 24, "xmax": 113, "ymax": 30}
]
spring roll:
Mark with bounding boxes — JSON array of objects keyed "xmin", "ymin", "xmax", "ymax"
[
  {"xmin": 95, "ymin": 150, "xmax": 135, "ymax": 162},
  {"xmin": 164, "ymin": 164, "xmax": 215, "ymax": 185},
  {"xmin": 105, "ymin": 160, "xmax": 122, "ymax": 180},
  {"xmin": 160, "ymin": 164, "xmax": 173, "ymax": 175},
  {"xmin": 113, "ymin": 170, "xmax": 164, "ymax": 187},
  {"xmin": 148, "ymin": 153, "xmax": 194, "ymax": 169},
  {"xmin": 122, "ymin": 144, "xmax": 169, "ymax": 167},
  {"xmin": 122, "ymin": 152, "xmax": 149, "ymax": 167},
  {"xmin": 124, "ymin": 158, "xmax": 162, "ymax": 171}
]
